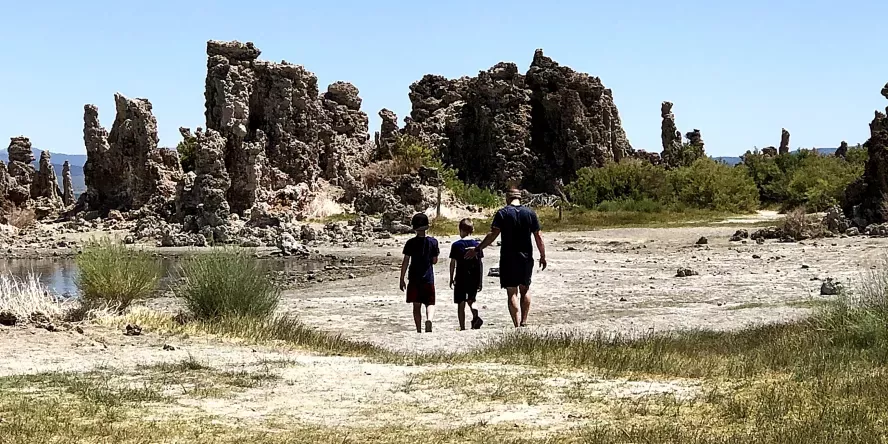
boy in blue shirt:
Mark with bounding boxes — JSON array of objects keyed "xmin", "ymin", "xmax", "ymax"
[
  {"xmin": 449, "ymin": 218, "xmax": 484, "ymax": 330},
  {"xmin": 399, "ymin": 213, "xmax": 440, "ymax": 333}
]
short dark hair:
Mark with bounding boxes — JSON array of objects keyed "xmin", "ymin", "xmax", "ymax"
[{"xmin": 458, "ymin": 218, "xmax": 474, "ymax": 234}]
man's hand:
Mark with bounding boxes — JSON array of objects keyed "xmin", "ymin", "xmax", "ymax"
[
  {"xmin": 449, "ymin": 278, "xmax": 454, "ymax": 289},
  {"xmin": 399, "ymin": 279, "xmax": 406, "ymax": 292},
  {"xmin": 539, "ymin": 257, "xmax": 547, "ymax": 271},
  {"xmin": 464, "ymin": 247, "xmax": 478, "ymax": 260}
]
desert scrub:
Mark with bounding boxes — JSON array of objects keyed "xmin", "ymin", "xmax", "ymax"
[
  {"xmin": 75, "ymin": 239, "xmax": 161, "ymax": 311},
  {"xmin": 0, "ymin": 273, "xmax": 67, "ymax": 321},
  {"xmin": 174, "ymin": 248, "xmax": 281, "ymax": 319}
]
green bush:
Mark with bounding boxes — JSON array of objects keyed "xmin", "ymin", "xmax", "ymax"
[
  {"xmin": 436, "ymin": 165, "xmax": 501, "ymax": 208},
  {"xmin": 75, "ymin": 239, "xmax": 162, "ymax": 311},
  {"xmin": 175, "ymin": 248, "xmax": 281, "ymax": 320},
  {"xmin": 741, "ymin": 148, "xmax": 866, "ymax": 211},
  {"xmin": 665, "ymin": 158, "xmax": 760, "ymax": 213},
  {"xmin": 176, "ymin": 134, "xmax": 198, "ymax": 174},
  {"xmin": 567, "ymin": 159, "xmax": 666, "ymax": 209},
  {"xmin": 566, "ymin": 158, "xmax": 758, "ymax": 213}
]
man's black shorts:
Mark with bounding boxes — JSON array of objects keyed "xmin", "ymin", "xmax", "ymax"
[
  {"xmin": 499, "ymin": 254, "xmax": 534, "ymax": 288},
  {"xmin": 453, "ymin": 287, "xmax": 478, "ymax": 304}
]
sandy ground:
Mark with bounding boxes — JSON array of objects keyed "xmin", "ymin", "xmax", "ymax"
[
  {"xmin": 3, "ymin": 218, "xmax": 886, "ymax": 431},
  {"xmin": 285, "ymin": 224, "xmax": 884, "ymax": 354}
]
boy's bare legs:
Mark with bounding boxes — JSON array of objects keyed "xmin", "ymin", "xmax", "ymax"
[
  {"xmin": 519, "ymin": 285, "xmax": 531, "ymax": 327},
  {"xmin": 457, "ymin": 302, "xmax": 467, "ymax": 330},
  {"xmin": 412, "ymin": 303, "xmax": 422, "ymax": 333},
  {"xmin": 425, "ymin": 304, "xmax": 435, "ymax": 323},
  {"xmin": 506, "ymin": 287, "xmax": 520, "ymax": 327}
]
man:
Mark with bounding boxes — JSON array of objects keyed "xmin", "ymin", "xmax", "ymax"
[{"xmin": 466, "ymin": 188, "xmax": 547, "ymax": 327}]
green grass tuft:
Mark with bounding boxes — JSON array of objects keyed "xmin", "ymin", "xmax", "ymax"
[
  {"xmin": 75, "ymin": 239, "xmax": 162, "ymax": 311},
  {"xmin": 174, "ymin": 247, "xmax": 281, "ymax": 320}
]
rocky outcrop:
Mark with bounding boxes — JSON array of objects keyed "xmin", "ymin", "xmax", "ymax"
[
  {"xmin": 374, "ymin": 108, "xmax": 399, "ymax": 160},
  {"xmin": 836, "ymin": 141, "xmax": 849, "ymax": 159},
  {"xmin": 205, "ymin": 40, "xmax": 372, "ymax": 214},
  {"xmin": 761, "ymin": 147, "xmax": 778, "ymax": 157},
  {"xmin": 80, "ymin": 94, "xmax": 182, "ymax": 216},
  {"xmin": 33, "ymin": 151, "xmax": 62, "ymax": 206},
  {"xmin": 779, "ymin": 128, "xmax": 791, "ymax": 155},
  {"xmin": 402, "ymin": 49, "xmax": 631, "ymax": 192},
  {"xmin": 177, "ymin": 128, "xmax": 230, "ymax": 236},
  {"xmin": 633, "ymin": 150, "xmax": 662, "ymax": 165},
  {"xmin": 524, "ymin": 50, "xmax": 632, "ymax": 189},
  {"xmin": 6, "ymin": 137, "xmax": 35, "ymax": 206},
  {"xmin": 843, "ymin": 82, "xmax": 888, "ymax": 226},
  {"xmin": 659, "ymin": 101, "xmax": 682, "ymax": 165},
  {"xmin": 686, "ymin": 129, "xmax": 704, "ymax": 151},
  {"xmin": 62, "ymin": 161, "xmax": 74, "ymax": 207}
]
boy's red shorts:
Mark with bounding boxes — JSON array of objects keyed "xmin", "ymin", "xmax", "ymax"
[{"xmin": 406, "ymin": 282, "xmax": 436, "ymax": 305}]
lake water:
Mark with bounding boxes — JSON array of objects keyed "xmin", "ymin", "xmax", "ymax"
[{"xmin": 0, "ymin": 257, "xmax": 330, "ymax": 297}]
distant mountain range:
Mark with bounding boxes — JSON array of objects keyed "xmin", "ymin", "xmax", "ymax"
[
  {"xmin": 712, "ymin": 148, "xmax": 839, "ymax": 166},
  {"xmin": 2, "ymin": 149, "xmax": 86, "ymax": 194}
]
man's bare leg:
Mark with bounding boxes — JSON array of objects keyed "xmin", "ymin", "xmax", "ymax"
[
  {"xmin": 506, "ymin": 287, "xmax": 520, "ymax": 327},
  {"xmin": 412, "ymin": 303, "xmax": 423, "ymax": 333},
  {"xmin": 457, "ymin": 302, "xmax": 467, "ymax": 330},
  {"xmin": 519, "ymin": 285, "xmax": 531, "ymax": 327}
]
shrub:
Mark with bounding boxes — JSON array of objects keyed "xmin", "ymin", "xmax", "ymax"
[
  {"xmin": 0, "ymin": 273, "xmax": 66, "ymax": 321},
  {"xmin": 567, "ymin": 158, "xmax": 758, "ymax": 213},
  {"xmin": 567, "ymin": 159, "xmax": 666, "ymax": 209},
  {"xmin": 665, "ymin": 158, "xmax": 760, "ymax": 213},
  {"xmin": 176, "ymin": 133, "xmax": 198, "ymax": 173},
  {"xmin": 75, "ymin": 239, "xmax": 162, "ymax": 311},
  {"xmin": 741, "ymin": 148, "xmax": 866, "ymax": 211},
  {"xmin": 175, "ymin": 248, "xmax": 281, "ymax": 320},
  {"xmin": 4, "ymin": 207, "xmax": 36, "ymax": 229}
]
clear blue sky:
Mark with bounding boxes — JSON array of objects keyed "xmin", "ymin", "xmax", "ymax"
[{"xmin": 1, "ymin": 0, "xmax": 886, "ymax": 157}]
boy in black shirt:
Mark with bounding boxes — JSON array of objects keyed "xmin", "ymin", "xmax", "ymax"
[
  {"xmin": 399, "ymin": 213, "xmax": 440, "ymax": 333},
  {"xmin": 449, "ymin": 219, "xmax": 484, "ymax": 330}
]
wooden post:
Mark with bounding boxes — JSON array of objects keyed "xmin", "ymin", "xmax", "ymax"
[{"xmin": 436, "ymin": 185, "xmax": 442, "ymax": 219}]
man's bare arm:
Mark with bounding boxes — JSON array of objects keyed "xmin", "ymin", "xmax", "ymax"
[
  {"xmin": 534, "ymin": 231, "xmax": 547, "ymax": 270},
  {"xmin": 449, "ymin": 259, "xmax": 456, "ymax": 287},
  {"xmin": 466, "ymin": 228, "xmax": 501, "ymax": 259}
]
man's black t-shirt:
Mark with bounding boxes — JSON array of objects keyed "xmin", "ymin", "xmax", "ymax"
[{"xmin": 491, "ymin": 205, "xmax": 541, "ymax": 258}]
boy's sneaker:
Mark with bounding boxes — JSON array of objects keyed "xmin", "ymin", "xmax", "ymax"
[{"xmin": 425, "ymin": 320, "xmax": 433, "ymax": 333}]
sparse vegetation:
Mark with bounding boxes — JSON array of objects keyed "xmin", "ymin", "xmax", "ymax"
[
  {"xmin": 3, "ymin": 207, "xmax": 36, "ymax": 229},
  {"xmin": 778, "ymin": 206, "xmax": 826, "ymax": 239},
  {"xmin": 174, "ymin": 248, "xmax": 281, "ymax": 320},
  {"xmin": 567, "ymin": 158, "xmax": 760, "ymax": 214},
  {"xmin": 176, "ymin": 131, "xmax": 198, "ymax": 173},
  {"xmin": 741, "ymin": 148, "xmax": 866, "ymax": 211},
  {"xmin": 75, "ymin": 239, "xmax": 162, "ymax": 311},
  {"xmin": 0, "ymin": 273, "xmax": 66, "ymax": 321}
]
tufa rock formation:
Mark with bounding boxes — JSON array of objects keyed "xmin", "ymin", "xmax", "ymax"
[
  {"xmin": 6, "ymin": 137, "xmax": 36, "ymax": 206},
  {"xmin": 400, "ymin": 49, "xmax": 631, "ymax": 192},
  {"xmin": 62, "ymin": 161, "xmax": 75, "ymax": 207},
  {"xmin": 374, "ymin": 108, "xmax": 399, "ymax": 160},
  {"xmin": 779, "ymin": 128, "xmax": 790, "ymax": 155},
  {"xmin": 177, "ymin": 128, "xmax": 230, "ymax": 236},
  {"xmin": 659, "ymin": 101, "xmax": 683, "ymax": 165},
  {"xmin": 843, "ymin": 82, "xmax": 888, "ymax": 225},
  {"xmin": 33, "ymin": 151, "xmax": 62, "ymax": 206},
  {"xmin": 835, "ymin": 141, "xmax": 849, "ymax": 159},
  {"xmin": 80, "ymin": 94, "xmax": 182, "ymax": 216},
  {"xmin": 686, "ymin": 129, "xmax": 705, "ymax": 151},
  {"xmin": 204, "ymin": 40, "xmax": 372, "ymax": 215}
]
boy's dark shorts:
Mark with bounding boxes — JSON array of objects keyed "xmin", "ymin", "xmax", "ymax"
[
  {"xmin": 453, "ymin": 286, "xmax": 478, "ymax": 304},
  {"xmin": 499, "ymin": 255, "xmax": 534, "ymax": 289},
  {"xmin": 406, "ymin": 282, "xmax": 436, "ymax": 305}
]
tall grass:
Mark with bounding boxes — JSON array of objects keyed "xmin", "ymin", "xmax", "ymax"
[
  {"xmin": 0, "ymin": 273, "xmax": 65, "ymax": 320},
  {"xmin": 174, "ymin": 248, "xmax": 281, "ymax": 320},
  {"xmin": 75, "ymin": 239, "xmax": 162, "ymax": 311}
]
